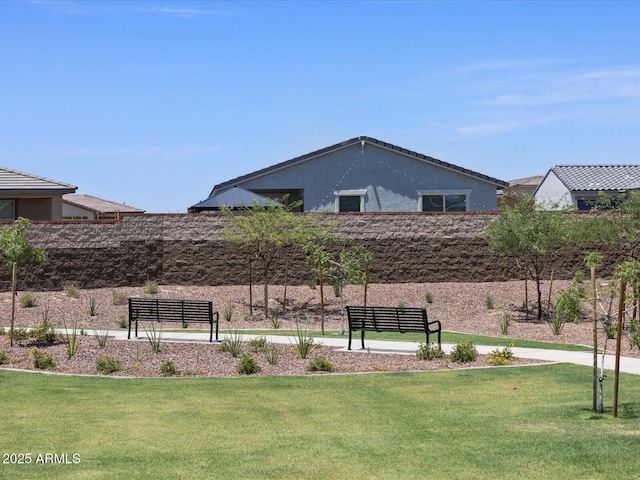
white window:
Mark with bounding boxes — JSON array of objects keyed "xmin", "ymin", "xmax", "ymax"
[
  {"xmin": 334, "ymin": 190, "xmax": 366, "ymax": 212},
  {"xmin": 418, "ymin": 190, "xmax": 470, "ymax": 212}
]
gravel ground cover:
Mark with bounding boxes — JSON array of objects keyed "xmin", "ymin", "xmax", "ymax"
[{"xmin": 0, "ymin": 280, "xmax": 636, "ymax": 377}]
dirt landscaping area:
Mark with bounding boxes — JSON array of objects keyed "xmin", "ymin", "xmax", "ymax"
[{"xmin": 0, "ymin": 280, "xmax": 637, "ymax": 377}]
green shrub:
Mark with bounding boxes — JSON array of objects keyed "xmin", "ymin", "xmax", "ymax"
[
  {"xmin": 61, "ymin": 319, "xmax": 82, "ymax": 358},
  {"xmin": 307, "ymin": 356, "xmax": 334, "ymax": 372},
  {"xmin": 499, "ymin": 310, "xmax": 511, "ymax": 335},
  {"xmin": 450, "ymin": 341, "xmax": 478, "ymax": 364},
  {"xmin": 219, "ymin": 328, "xmax": 244, "ymax": 358},
  {"xmin": 424, "ymin": 292, "xmax": 434, "ymax": 304},
  {"xmin": 63, "ymin": 282, "xmax": 80, "ymax": 298},
  {"xmin": 222, "ymin": 302, "xmax": 235, "ymax": 322},
  {"xmin": 116, "ymin": 315, "xmax": 128, "ymax": 329},
  {"xmin": 111, "ymin": 289, "xmax": 127, "ymax": 305},
  {"xmin": 268, "ymin": 309, "xmax": 281, "ymax": 329},
  {"xmin": 12, "ymin": 327, "xmax": 29, "ymax": 341},
  {"xmin": 265, "ymin": 344, "xmax": 280, "ymax": 365},
  {"xmin": 416, "ymin": 342, "xmax": 445, "ymax": 361},
  {"xmin": 485, "ymin": 296, "xmax": 495, "ymax": 309},
  {"xmin": 30, "ymin": 316, "xmax": 56, "ymax": 343},
  {"xmin": 0, "ymin": 350, "xmax": 10, "ymax": 365},
  {"xmin": 573, "ymin": 270, "xmax": 585, "ymax": 284},
  {"xmin": 19, "ymin": 292, "xmax": 37, "ymax": 308},
  {"xmin": 292, "ymin": 321, "xmax": 318, "ymax": 359},
  {"xmin": 555, "ymin": 287, "xmax": 583, "ymax": 324},
  {"xmin": 88, "ymin": 295, "xmax": 97, "ymax": 316},
  {"xmin": 31, "ymin": 347, "xmax": 56, "ymax": 370},
  {"xmin": 96, "ymin": 354, "xmax": 123, "ymax": 375},
  {"xmin": 160, "ymin": 359, "xmax": 180, "ymax": 376},
  {"xmin": 248, "ymin": 336, "xmax": 269, "ymax": 353},
  {"xmin": 488, "ymin": 344, "xmax": 517, "ymax": 366},
  {"xmin": 143, "ymin": 280, "xmax": 159, "ymax": 295},
  {"xmin": 549, "ymin": 314, "xmax": 565, "ymax": 336},
  {"xmin": 237, "ymin": 354, "xmax": 261, "ymax": 375}
]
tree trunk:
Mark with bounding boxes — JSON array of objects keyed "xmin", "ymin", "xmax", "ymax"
[
  {"xmin": 613, "ymin": 278, "xmax": 626, "ymax": 418},
  {"xmin": 591, "ymin": 266, "xmax": 598, "ymax": 411},
  {"xmin": 318, "ymin": 260, "xmax": 325, "ymax": 335},
  {"xmin": 264, "ymin": 261, "xmax": 269, "ymax": 320},
  {"xmin": 10, "ymin": 262, "xmax": 16, "ymax": 347},
  {"xmin": 248, "ymin": 257, "xmax": 253, "ymax": 317},
  {"xmin": 282, "ymin": 258, "xmax": 289, "ymax": 316}
]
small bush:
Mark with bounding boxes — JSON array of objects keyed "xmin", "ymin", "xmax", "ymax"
[
  {"xmin": 248, "ymin": 336, "xmax": 269, "ymax": 353},
  {"xmin": 307, "ymin": 356, "xmax": 334, "ymax": 372},
  {"xmin": 61, "ymin": 319, "xmax": 83, "ymax": 358},
  {"xmin": 19, "ymin": 292, "xmax": 37, "ymax": 308},
  {"xmin": 143, "ymin": 280, "xmax": 159, "ymax": 295},
  {"xmin": 63, "ymin": 282, "xmax": 80, "ymax": 298},
  {"xmin": 88, "ymin": 295, "xmax": 98, "ymax": 316},
  {"xmin": 160, "ymin": 359, "xmax": 180, "ymax": 376},
  {"xmin": 292, "ymin": 321, "xmax": 318, "ymax": 359},
  {"xmin": 12, "ymin": 327, "xmax": 29, "ymax": 341},
  {"xmin": 31, "ymin": 317, "xmax": 56, "ymax": 343},
  {"xmin": 269, "ymin": 309, "xmax": 281, "ymax": 329},
  {"xmin": 237, "ymin": 354, "xmax": 261, "ymax": 375},
  {"xmin": 0, "ymin": 350, "xmax": 10, "ymax": 365},
  {"xmin": 116, "ymin": 315, "xmax": 128, "ymax": 329},
  {"xmin": 219, "ymin": 329, "xmax": 244, "ymax": 358},
  {"xmin": 555, "ymin": 287, "xmax": 583, "ymax": 324},
  {"xmin": 485, "ymin": 296, "xmax": 495, "ymax": 310},
  {"xmin": 31, "ymin": 347, "xmax": 56, "ymax": 370},
  {"xmin": 222, "ymin": 302, "xmax": 235, "ymax": 322},
  {"xmin": 488, "ymin": 344, "xmax": 517, "ymax": 366},
  {"xmin": 111, "ymin": 289, "xmax": 127, "ymax": 305},
  {"xmin": 265, "ymin": 344, "xmax": 280, "ymax": 365},
  {"xmin": 424, "ymin": 292, "xmax": 434, "ymax": 304},
  {"xmin": 499, "ymin": 310, "xmax": 511, "ymax": 335},
  {"xmin": 573, "ymin": 270, "xmax": 585, "ymax": 284},
  {"xmin": 96, "ymin": 354, "xmax": 123, "ymax": 375},
  {"xmin": 416, "ymin": 342, "xmax": 445, "ymax": 361},
  {"xmin": 450, "ymin": 341, "xmax": 478, "ymax": 364},
  {"xmin": 549, "ymin": 314, "xmax": 565, "ymax": 336}
]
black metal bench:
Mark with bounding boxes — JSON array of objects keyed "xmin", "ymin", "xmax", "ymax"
[
  {"xmin": 128, "ymin": 297, "xmax": 219, "ymax": 342},
  {"xmin": 346, "ymin": 305, "xmax": 441, "ymax": 350}
]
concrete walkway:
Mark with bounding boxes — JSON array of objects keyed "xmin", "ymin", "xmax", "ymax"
[{"xmin": 103, "ymin": 328, "xmax": 640, "ymax": 376}]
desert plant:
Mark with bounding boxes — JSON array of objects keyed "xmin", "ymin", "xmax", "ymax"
[
  {"xmin": 268, "ymin": 309, "xmax": 281, "ymax": 329},
  {"xmin": 415, "ymin": 342, "xmax": 445, "ymax": 361},
  {"xmin": 145, "ymin": 321, "xmax": 163, "ymax": 353},
  {"xmin": 160, "ymin": 359, "xmax": 180, "ymax": 376},
  {"xmin": 0, "ymin": 350, "xmax": 10, "ymax": 365},
  {"xmin": 499, "ymin": 310, "xmax": 511, "ymax": 335},
  {"xmin": 555, "ymin": 287, "xmax": 583, "ymax": 324},
  {"xmin": 222, "ymin": 302, "xmax": 235, "ymax": 322},
  {"xmin": 96, "ymin": 354, "xmax": 122, "ymax": 374},
  {"xmin": 485, "ymin": 296, "xmax": 495, "ymax": 309},
  {"xmin": 265, "ymin": 343, "xmax": 280, "ymax": 365},
  {"xmin": 63, "ymin": 282, "xmax": 80, "ymax": 298},
  {"xmin": 111, "ymin": 289, "xmax": 127, "ymax": 305},
  {"xmin": 88, "ymin": 295, "xmax": 98, "ymax": 316},
  {"xmin": 488, "ymin": 344, "xmax": 517, "ymax": 366},
  {"xmin": 307, "ymin": 356, "xmax": 334, "ymax": 372},
  {"xmin": 450, "ymin": 341, "xmax": 478, "ymax": 364},
  {"xmin": 291, "ymin": 320, "xmax": 318, "ymax": 359},
  {"xmin": 19, "ymin": 292, "xmax": 37, "ymax": 308},
  {"xmin": 219, "ymin": 328, "xmax": 244, "ymax": 358},
  {"xmin": 93, "ymin": 328, "xmax": 109, "ymax": 349},
  {"xmin": 237, "ymin": 353, "xmax": 261, "ymax": 375},
  {"xmin": 143, "ymin": 280, "xmax": 159, "ymax": 295},
  {"xmin": 248, "ymin": 336, "xmax": 269, "ymax": 353},
  {"xmin": 424, "ymin": 292, "xmax": 434, "ymax": 304},
  {"xmin": 116, "ymin": 315, "xmax": 128, "ymax": 329},
  {"xmin": 31, "ymin": 313, "xmax": 56, "ymax": 343},
  {"xmin": 549, "ymin": 314, "xmax": 565, "ymax": 336},
  {"xmin": 31, "ymin": 347, "xmax": 56, "ymax": 370},
  {"xmin": 61, "ymin": 318, "xmax": 82, "ymax": 358}
]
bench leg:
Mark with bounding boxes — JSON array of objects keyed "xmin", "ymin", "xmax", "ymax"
[
  {"xmin": 348, "ymin": 330, "xmax": 352, "ymax": 350},
  {"xmin": 361, "ymin": 331, "xmax": 365, "ymax": 350},
  {"xmin": 128, "ymin": 320, "xmax": 132, "ymax": 339}
]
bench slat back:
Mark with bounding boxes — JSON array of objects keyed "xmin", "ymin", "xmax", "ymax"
[
  {"xmin": 346, "ymin": 306, "xmax": 428, "ymax": 332},
  {"xmin": 129, "ymin": 298, "xmax": 212, "ymax": 322}
]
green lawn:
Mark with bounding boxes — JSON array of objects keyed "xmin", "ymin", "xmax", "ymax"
[
  {"xmin": 1, "ymin": 365, "xmax": 639, "ymax": 479},
  {"xmin": 237, "ymin": 329, "xmax": 593, "ymax": 351}
]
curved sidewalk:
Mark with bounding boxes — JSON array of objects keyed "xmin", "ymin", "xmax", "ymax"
[{"xmin": 115, "ymin": 329, "xmax": 640, "ymax": 376}]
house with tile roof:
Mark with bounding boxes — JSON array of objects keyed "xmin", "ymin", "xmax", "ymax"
[
  {"xmin": 499, "ymin": 175, "xmax": 544, "ymax": 207},
  {"xmin": 0, "ymin": 167, "xmax": 77, "ymax": 220},
  {"xmin": 195, "ymin": 136, "xmax": 508, "ymax": 213},
  {"xmin": 535, "ymin": 165, "xmax": 640, "ymax": 210},
  {"xmin": 62, "ymin": 194, "xmax": 145, "ymax": 220}
]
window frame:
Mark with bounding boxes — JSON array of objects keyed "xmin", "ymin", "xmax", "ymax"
[
  {"xmin": 417, "ymin": 190, "xmax": 471, "ymax": 212},
  {"xmin": 334, "ymin": 189, "xmax": 367, "ymax": 212}
]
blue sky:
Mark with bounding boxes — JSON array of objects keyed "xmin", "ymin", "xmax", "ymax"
[{"xmin": 1, "ymin": 1, "xmax": 639, "ymax": 212}]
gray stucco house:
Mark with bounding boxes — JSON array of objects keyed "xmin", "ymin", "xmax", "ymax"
[
  {"xmin": 535, "ymin": 165, "xmax": 640, "ymax": 210},
  {"xmin": 195, "ymin": 136, "xmax": 507, "ymax": 213}
]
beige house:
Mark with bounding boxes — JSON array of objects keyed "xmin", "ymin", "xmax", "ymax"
[
  {"xmin": 499, "ymin": 175, "xmax": 543, "ymax": 207},
  {"xmin": 62, "ymin": 194, "xmax": 144, "ymax": 220},
  {"xmin": 0, "ymin": 167, "xmax": 77, "ymax": 220}
]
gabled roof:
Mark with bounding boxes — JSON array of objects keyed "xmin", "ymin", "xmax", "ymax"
[
  {"xmin": 507, "ymin": 175, "xmax": 544, "ymax": 188},
  {"xmin": 0, "ymin": 167, "xmax": 76, "ymax": 194},
  {"xmin": 550, "ymin": 165, "xmax": 640, "ymax": 192},
  {"xmin": 190, "ymin": 186, "xmax": 283, "ymax": 211},
  {"xmin": 211, "ymin": 136, "xmax": 508, "ymax": 195},
  {"xmin": 63, "ymin": 194, "xmax": 144, "ymax": 214}
]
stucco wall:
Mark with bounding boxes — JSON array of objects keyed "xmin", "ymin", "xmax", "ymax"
[
  {"xmin": 238, "ymin": 143, "xmax": 500, "ymax": 212},
  {"xmin": 2, "ymin": 212, "xmax": 618, "ymax": 291}
]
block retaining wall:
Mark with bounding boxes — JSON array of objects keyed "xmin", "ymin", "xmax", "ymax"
[{"xmin": 3, "ymin": 213, "xmax": 620, "ymax": 291}]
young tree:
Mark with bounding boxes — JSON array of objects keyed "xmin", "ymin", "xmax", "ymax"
[
  {"xmin": 486, "ymin": 195, "xmax": 581, "ymax": 319},
  {"xmin": 222, "ymin": 200, "xmax": 328, "ymax": 319},
  {"xmin": 0, "ymin": 217, "xmax": 47, "ymax": 346}
]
